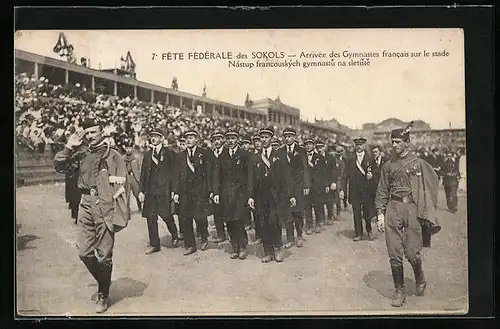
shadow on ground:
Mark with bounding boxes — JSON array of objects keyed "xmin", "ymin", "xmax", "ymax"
[
  {"xmin": 363, "ymin": 270, "xmax": 416, "ymax": 298},
  {"xmin": 17, "ymin": 234, "xmax": 39, "ymax": 250},
  {"xmin": 91, "ymin": 277, "xmax": 148, "ymax": 306},
  {"xmin": 336, "ymin": 229, "xmax": 356, "ymax": 239}
]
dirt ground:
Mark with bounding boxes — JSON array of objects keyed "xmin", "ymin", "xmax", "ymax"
[{"xmin": 15, "ymin": 183, "xmax": 468, "ymax": 316}]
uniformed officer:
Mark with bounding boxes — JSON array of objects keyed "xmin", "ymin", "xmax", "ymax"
[
  {"xmin": 375, "ymin": 126, "xmax": 440, "ymax": 307},
  {"xmin": 248, "ymin": 127, "xmax": 286, "ymax": 262},
  {"xmin": 280, "ymin": 127, "xmax": 311, "ymax": 249},
  {"xmin": 54, "ymin": 118, "xmax": 130, "ymax": 313},
  {"xmin": 343, "ymin": 137, "xmax": 375, "ymax": 241},
  {"xmin": 209, "ymin": 130, "xmax": 227, "ymax": 243},
  {"xmin": 176, "ymin": 130, "xmax": 213, "ymax": 255},
  {"xmin": 316, "ymin": 141, "xmax": 339, "ymax": 225},
  {"xmin": 213, "ymin": 129, "xmax": 251, "ymax": 259},
  {"xmin": 303, "ymin": 138, "xmax": 327, "ymax": 234},
  {"xmin": 441, "ymin": 149, "xmax": 460, "ymax": 213},
  {"xmin": 138, "ymin": 128, "xmax": 179, "ymax": 254}
]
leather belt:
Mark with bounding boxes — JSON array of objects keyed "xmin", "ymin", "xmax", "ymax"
[
  {"xmin": 80, "ymin": 188, "xmax": 98, "ymax": 196},
  {"xmin": 390, "ymin": 194, "xmax": 414, "ymax": 204}
]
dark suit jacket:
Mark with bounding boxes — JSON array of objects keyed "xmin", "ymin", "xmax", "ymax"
[
  {"xmin": 369, "ymin": 155, "xmax": 388, "ymax": 197},
  {"xmin": 217, "ymin": 146, "xmax": 252, "ymax": 222},
  {"xmin": 343, "ymin": 151, "xmax": 373, "ymax": 202},
  {"xmin": 176, "ymin": 146, "xmax": 213, "ymax": 219},
  {"xmin": 139, "ymin": 146, "xmax": 177, "ymax": 218},
  {"xmin": 279, "ymin": 143, "xmax": 311, "ymax": 216},
  {"xmin": 248, "ymin": 147, "xmax": 288, "ymax": 225}
]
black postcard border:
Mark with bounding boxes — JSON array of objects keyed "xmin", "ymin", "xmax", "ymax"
[{"xmin": 5, "ymin": 5, "xmax": 495, "ymax": 327}]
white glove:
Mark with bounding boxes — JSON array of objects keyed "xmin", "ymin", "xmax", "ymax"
[
  {"xmin": 367, "ymin": 172, "xmax": 373, "ymax": 180},
  {"xmin": 303, "ymin": 188, "xmax": 310, "ymax": 196},
  {"xmin": 173, "ymin": 194, "xmax": 179, "ymax": 204},
  {"xmin": 138, "ymin": 192, "xmax": 145, "ymax": 203},
  {"xmin": 330, "ymin": 183, "xmax": 337, "ymax": 191},
  {"xmin": 248, "ymin": 198, "xmax": 255, "ymax": 209},
  {"xmin": 325, "ymin": 186, "xmax": 330, "ymax": 194},
  {"xmin": 213, "ymin": 195, "xmax": 219, "ymax": 204},
  {"xmin": 339, "ymin": 190, "xmax": 345, "ymax": 199},
  {"xmin": 377, "ymin": 213, "xmax": 385, "ymax": 233},
  {"xmin": 290, "ymin": 197, "xmax": 297, "ymax": 207}
]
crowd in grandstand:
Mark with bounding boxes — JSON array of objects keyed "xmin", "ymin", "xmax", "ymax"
[{"xmin": 15, "ymin": 73, "xmax": 465, "ymax": 160}]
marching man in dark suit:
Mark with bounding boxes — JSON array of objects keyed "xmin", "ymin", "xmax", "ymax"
[
  {"xmin": 248, "ymin": 127, "xmax": 287, "ymax": 262},
  {"xmin": 303, "ymin": 138, "xmax": 327, "ymax": 234},
  {"xmin": 175, "ymin": 130, "xmax": 213, "ymax": 255},
  {"xmin": 317, "ymin": 141, "xmax": 339, "ymax": 225},
  {"xmin": 367, "ymin": 145, "xmax": 387, "ymax": 222},
  {"xmin": 343, "ymin": 137, "xmax": 375, "ymax": 241},
  {"xmin": 334, "ymin": 145, "xmax": 347, "ymax": 218},
  {"xmin": 209, "ymin": 130, "xmax": 227, "ymax": 243},
  {"xmin": 213, "ymin": 130, "xmax": 252, "ymax": 259},
  {"xmin": 280, "ymin": 127, "xmax": 311, "ymax": 249},
  {"xmin": 138, "ymin": 128, "xmax": 179, "ymax": 255},
  {"xmin": 122, "ymin": 140, "xmax": 143, "ymax": 212}
]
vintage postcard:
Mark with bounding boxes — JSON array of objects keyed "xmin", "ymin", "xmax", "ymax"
[{"xmin": 15, "ymin": 28, "xmax": 467, "ymax": 316}]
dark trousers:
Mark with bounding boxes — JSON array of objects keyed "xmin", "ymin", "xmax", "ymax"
[
  {"xmin": 213, "ymin": 205, "xmax": 226, "ymax": 239},
  {"xmin": 352, "ymin": 196, "xmax": 372, "ymax": 237},
  {"xmin": 146, "ymin": 195, "xmax": 178, "ymax": 248},
  {"xmin": 285, "ymin": 211, "xmax": 304, "ymax": 242},
  {"xmin": 305, "ymin": 195, "xmax": 325, "ymax": 229},
  {"xmin": 182, "ymin": 217, "xmax": 209, "ymax": 250},
  {"xmin": 227, "ymin": 220, "xmax": 248, "ymax": 253},
  {"xmin": 262, "ymin": 221, "xmax": 282, "ymax": 256},
  {"xmin": 253, "ymin": 210, "xmax": 263, "ymax": 240},
  {"xmin": 444, "ymin": 178, "xmax": 459, "ymax": 211},
  {"xmin": 244, "ymin": 210, "xmax": 253, "ymax": 228},
  {"xmin": 327, "ymin": 190, "xmax": 341, "ymax": 220}
]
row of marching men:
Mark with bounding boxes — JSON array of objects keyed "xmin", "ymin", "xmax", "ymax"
[{"xmin": 123, "ymin": 126, "xmax": 347, "ymax": 263}]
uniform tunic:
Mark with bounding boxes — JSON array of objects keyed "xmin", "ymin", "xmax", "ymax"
[{"xmin": 375, "ymin": 152, "xmax": 439, "ymax": 263}]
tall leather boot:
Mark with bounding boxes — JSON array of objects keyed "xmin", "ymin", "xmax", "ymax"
[
  {"xmin": 410, "ymin": 259, "xmax": 427, "ymax": 296},
  {"xmin": 96, "ymin": 260, "xmax": 112, "ymax": 313},
  {"xmin": 390, "ymin": 262, "xmax": 406, "ymax": 307}
]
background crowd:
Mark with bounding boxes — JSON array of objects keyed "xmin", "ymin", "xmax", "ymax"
[{"xmin": 15, "ymin": 73, "xmax": 466, "ymax": 160}]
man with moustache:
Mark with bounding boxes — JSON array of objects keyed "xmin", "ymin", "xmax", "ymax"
[
  {"xmin": 375, "ymin": 125, "xmax": 440, "ymax": 307},
  {"xmin": 343, "ymin": 137, "xmax": 374, "ymax": 241},
  {"xmin": 248, "ymin": 127, "xmax": 286, "ymax": 262},
  {"xmin": 54, "ymin": 118, "xmax": 130, "ymax": 313},
  {"xmin": 213, "ymin": 130, "xmax": 251, "ymax": 259},
  {"xmin": 138, "ymin": 128, "xmax": 179, "ymax": 255},
  {"xmin": 303, "ymin": 138, "xmax": 327, "ymax": 234},
  {"xmin": 209, "ymin": 130, "xmax": 227, "ymax": 243},
  {"xmin": 317, "ymin": 141, "xmax": 339, "ymax": 225},
  {"xmin": 280, "ymin": 127, "xmax": 311, "ymax": 249},
  {"xmin": 175, "ymin": 130, "xmax": 213, "ymax": 255},
  {"xmin": 122, "ymin": 139, "xmax": 143, "ymax": 212}
]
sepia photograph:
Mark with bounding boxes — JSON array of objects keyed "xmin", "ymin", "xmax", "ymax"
[{"xmin": 14, "ymin": 28, "xmax": 467, "ymax": 317}]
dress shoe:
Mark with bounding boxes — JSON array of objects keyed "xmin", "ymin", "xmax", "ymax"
[
  {"xmin": 200, "ymin": 241, "xmax": 209, "ymax": 251},
  {"xmin": 306, "ymin": 228, "xmax": 313, "ymax": 235},
  {"xmin": 314, "ymin": 226, "xmax": 321, "ymax": 234},
  {"xmin": 145, "ymin": 246, "xmax": 161, "ymax": 255},
  {"xmin": 230, "ymin": 252, "xmax": 240, "ymax": 259},
  {"xmin": 296, "ymin": 237, "xmax": 304, "ymax": 247},
  {"xmin": 353, "ymin": 236, "xmax": 362, "ymax": 242},
  {"xmin": 284, "ymin": 241, "xmax": 293, "ymax": 249},
  {"xmin": 275, "ymin": 249, "xmax": 284, "ymax": 262},
  {"xmin": 261, "ymin": 255, "xmax": 274, "ymax": 263},
  {"xmin": 239, "ymin": 249, "xmax": 248, "ymax": 260},
  {"xmin": 183, "ymin": 247, "xmax": 197, "ymax": 256},
  {"xmin": 253, "ymin": 238, "xmax": 262, "ymax": 245},
  {"xmin": 95, "ymin": 293, "xmax": 109, "ymax": 313},
  {"xmin": 172, "ymin": 239, "xmax": 179, "ymax": 248}
]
